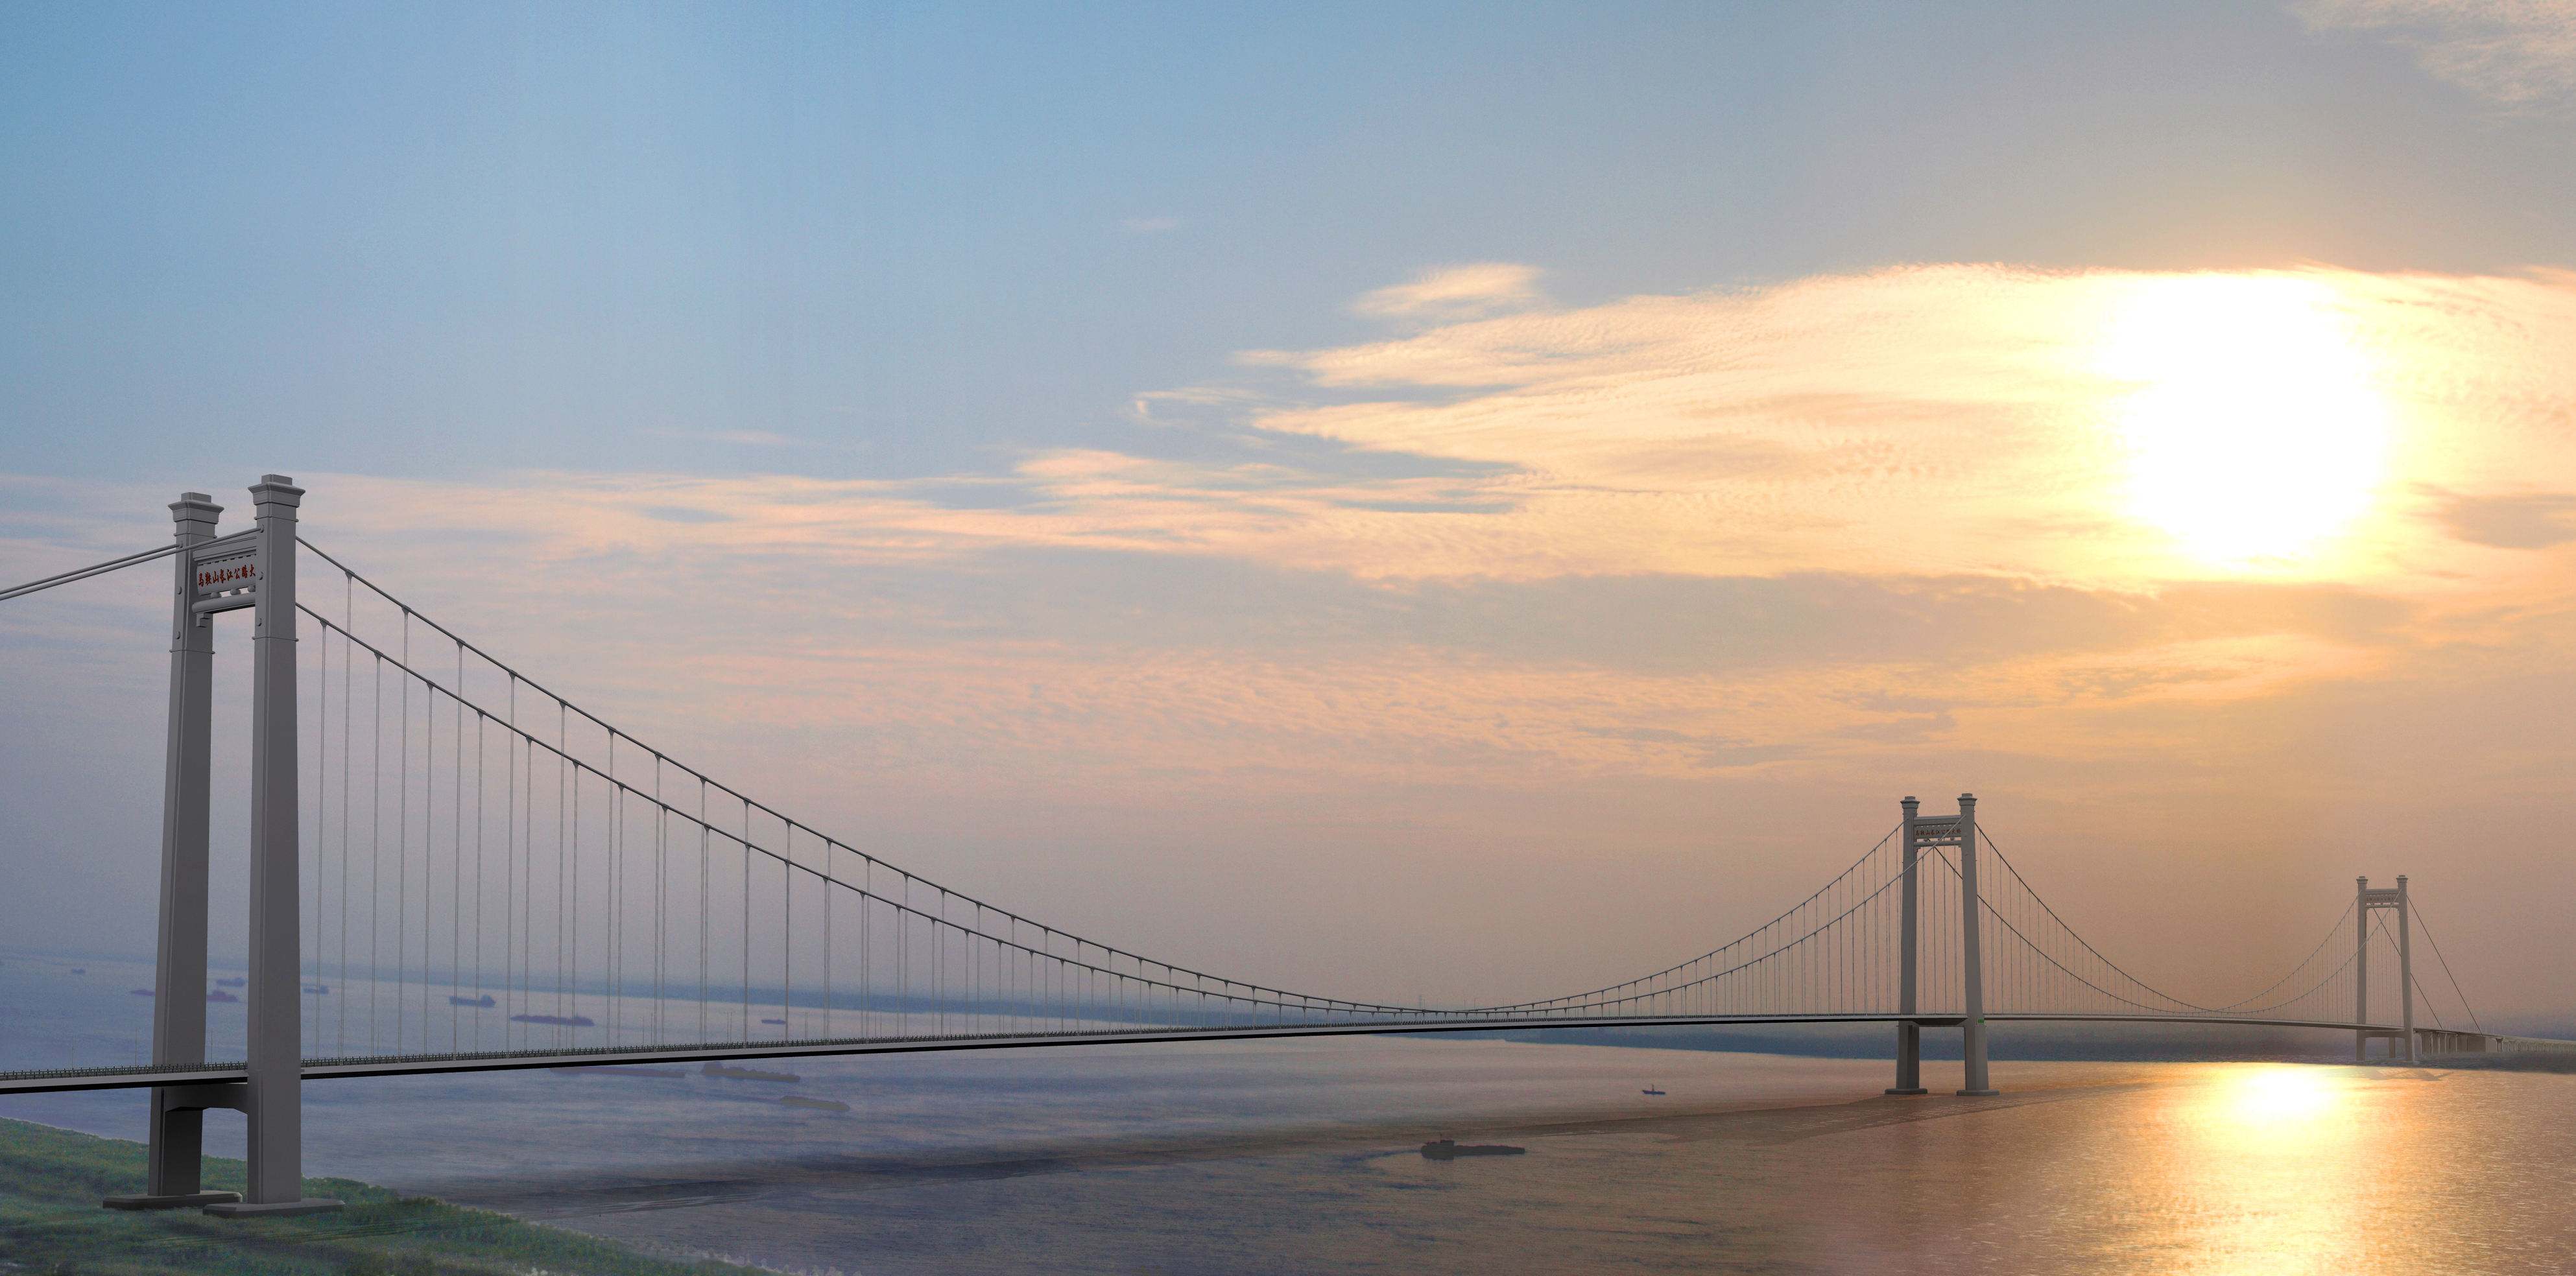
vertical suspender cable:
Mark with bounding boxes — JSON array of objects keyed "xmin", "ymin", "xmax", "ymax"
[
  {"xmin": 398, "ymin": 614, "xmax": 409, "ymax": 1054},
  {"xmin": 452, "ymin": 646, "xmax": 462, "ymax": 1050},
  {"xmin": 566, "ymin": 708, "xmax": 577, "ymax": 1039},
  {"xmin": 311, "ymin": 613, "xmax": 327, "ymax": 1052},
  {"xmin": 654, "ymin": 757, "xmax": 665, "ymax": 1046},
  {"xmin": 473, "ymin": 707, "xmax": 484, "ymax": 1052},
  {"xmin": 782, "ymin": 818, "xmax": 792, "ymax": 1036},
  {"xmin": 338, "ymin": 609, "xmax": 352, "ymax": 1054},
  {"xmin": 698, "ymin": 779, "xmax": 709, "ymax": 1044},
  {"xmin": 741, "ymin": 797, "xmax": 752, "ymax": 1041},
  {"xmin": 824, "ymin": 842, "xmax": 833, "ymax": 1038},
  {"xmin": 505, "ymin": 679, "xmax": 518, "ymax": 1051},
  {"xmin": 370, "ymin": 650, "xmax": 383, "ymax": 1054}
]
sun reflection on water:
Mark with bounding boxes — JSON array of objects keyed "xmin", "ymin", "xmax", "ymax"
[
  {"xmin": 2149, "ymin": 1064, "xmax": 2373, "ymax": 1273},
  {"xmin": 2224, "ymin": 1063, "xmax": 2340, "ymax": 1126}
]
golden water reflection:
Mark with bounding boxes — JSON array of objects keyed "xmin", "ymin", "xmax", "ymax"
[{"xmin": 2158, "ymin": 1064, "xmax": 2370, "ymax": 1273}]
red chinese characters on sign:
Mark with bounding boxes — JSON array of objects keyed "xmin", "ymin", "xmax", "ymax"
[{"xmin": 197, "ymin": 562, "xmax": 256, "ymax": 589}]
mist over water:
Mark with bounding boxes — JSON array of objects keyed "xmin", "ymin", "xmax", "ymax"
[{"xmin": 6, "ymin": 954, "xmax": 2573, "ymax": 1273}]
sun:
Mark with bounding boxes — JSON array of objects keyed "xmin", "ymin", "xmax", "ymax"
[{"xmin": 2097, "ymin": 275, "xmax": 2394, "ymax": 568}]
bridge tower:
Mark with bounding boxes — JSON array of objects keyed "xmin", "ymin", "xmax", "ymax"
[
  {"xmin": 103, "ymin": 477, "xmax": 339, "ymax": 1217},
  {"xmin": 1886, "ymin": 792, "xmax": 1996, "ymax": 1097},
  {"xmin": 2354, "ymin": 875, "xmax": 2416, "ymax": 1065}
]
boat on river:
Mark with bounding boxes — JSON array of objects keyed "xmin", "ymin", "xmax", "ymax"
[
  {"xmin": 704, "ymin": 1062, "xmax": 799, "ymax": 1083},
  {"xmin": 1420, "ymin": 1139, "xmax": 1525, "ymax": 1160}
]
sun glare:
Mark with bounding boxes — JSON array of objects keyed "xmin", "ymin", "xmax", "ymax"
[
  {"xmin": 2224, "ymin": 1065, "xmax": 2339, "ymax": 1127},
  {"xmin": 2097, "ymin": 276, "xmax": 2393, "ymax": 569}
]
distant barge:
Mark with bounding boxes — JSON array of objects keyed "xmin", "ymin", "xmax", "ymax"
[
  {"xmin": 1420, "ymin": 1140, "xmax": 1525, "ymax": 1160},
  {"xmin": 704, "ymin": 1062, "xmax": 799, "ymax": 1083}
]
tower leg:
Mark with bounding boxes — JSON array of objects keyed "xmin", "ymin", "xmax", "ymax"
[
  {"xmin": 205, "ymin": 476, "xmax": 339, "ymax": 1220},
  {"xmin": 2354, "ymin": 876, "xmax": 2369, "ymax": 1064},
  {"xmin": 1885, "ymin": 796, "xmax": 1926, "ymax": 1096},
  {"xmin": 104, "ymin": 493, "xmax": 237, "ymax": 1212},
  {"xmin": 1955, "ymin": 794, "xmax": 1997, "ymax": 1096},
  {"xmin": 2397, "ymin": 876, "xmax": 2418, "ymax": 1065}
]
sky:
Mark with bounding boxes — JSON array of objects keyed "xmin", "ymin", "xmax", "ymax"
[{"xmin": 3, "ymin": 1, "xmax": 2574, "ymax": 1018}]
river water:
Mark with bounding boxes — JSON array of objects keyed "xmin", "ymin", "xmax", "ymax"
[{"xmin": 5, "ymin": 951, "xmax": 2571, "ymax": 1273}]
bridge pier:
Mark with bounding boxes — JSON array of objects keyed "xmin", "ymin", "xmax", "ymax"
[{"xmin": 1890, "ymin": 1021, "xmax": 1925, "ymax": 1094}]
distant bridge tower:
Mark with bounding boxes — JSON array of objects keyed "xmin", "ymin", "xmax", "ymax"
[
  {"xmin": 2355, "ymin": 875, "xmax": 2416, "ymax": 1065},
  {"xmin": 1885, "ymin": 792, "xmax": 1996, "ymax": 1098},
  {"xmin": 103, "ymin": 477, "xmax": 339, "ymax": 1217}
]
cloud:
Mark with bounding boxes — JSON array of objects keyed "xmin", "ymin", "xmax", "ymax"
[
  {"xmin": 2429, "ymin": 489, "xmax": 2576, "ymax": 547},
  {"xmin": 233, "ymin": 263, "xmax": 2576, "ymax": 627},
  {"xmin": 2297, "ymin": 0, "xmax": 2576, "ymax": 108},
  {"xmin": 646, "ymin": 427, "xmax": 855, "ymax": 449},
  {"xmin": 1350, "ymin": 262, "xmax": 1544, "ymax": 322},
  {"xmin": 1237, "ymin": 265, "xmax": 2576, "ymax": 592}
]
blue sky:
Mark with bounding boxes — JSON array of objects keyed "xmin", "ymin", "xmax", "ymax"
[
  {"xmin": 4, "ymin": 1, "xmax": 2575, "ymax": 1013},
  {"xmin": 6, "ymin": 1, "xmax": 2570, "ymax": 484}
]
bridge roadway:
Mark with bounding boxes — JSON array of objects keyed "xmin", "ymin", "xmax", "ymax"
[{"xmin": 3, "ymin": 1011, "xmax": 2474, "ymax": 1096}]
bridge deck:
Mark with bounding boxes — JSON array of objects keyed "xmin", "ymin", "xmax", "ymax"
[{"xmin": 0, "ymin": 1011, "xmax": 2420, "ymax": 1096}]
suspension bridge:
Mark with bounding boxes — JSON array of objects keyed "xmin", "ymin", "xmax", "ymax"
[{"xmin": 0, "ymin": 475, "xmax": 2564, "ymax": 1216}]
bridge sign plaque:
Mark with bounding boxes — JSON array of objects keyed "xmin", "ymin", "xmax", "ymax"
[{"xmin": 189, "ymin": 531, "xmax": 260, "ymax": 615}]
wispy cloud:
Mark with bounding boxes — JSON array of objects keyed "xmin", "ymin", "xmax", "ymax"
[
  {"xmin": 1350, "ymin": 262, "xmax": 1544, "ymax": 322},
  {"xmin": 1241, "ymin": 265, "xmax": 2576, "ymax": 590},
  {"xmin": 647, "ymin": 427, "xmax": 855, "ymax": 449},
  {"xmin": 2297, "ymin": 0, "xmax": 2576, "ymax": 108},
  {"xmin": 2427, "ymin": 488, "xmax": 2576, "ymax": 547}
]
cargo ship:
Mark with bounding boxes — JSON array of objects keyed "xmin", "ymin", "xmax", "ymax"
[
  {"xmin": 302, "ymin": 984, "xmax": 331, "ymax": 995},
  {"xmin": 206, "ymin": 989, "xmax": 238, "ymax": 1003},
  {"xmin": 1420, "ymin": 1140, "xmax": 1525, "ymax": 1159},
  {"xmin": 449, "ymin": 994, "xmax": 497, "ymax": 1008},
  {"xmin": 215, "ymin": 976, "xmax": 246, "ymax": 987},
  {"xmin": 510, "ymin": 1013, "xmax": 595, "ymax": 1027},
  {"xmin": 779, "ymin": 1094, "xmax": 850, "ymax": 1113},
  {"xmin": 703, "ymin": 1062, "xmax": 799, "ymax": 1083}
]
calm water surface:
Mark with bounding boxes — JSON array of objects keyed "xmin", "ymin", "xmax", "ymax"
[{"xmin": 5, "ymin": 952, "xmax": 2571, "ymax": 1273}]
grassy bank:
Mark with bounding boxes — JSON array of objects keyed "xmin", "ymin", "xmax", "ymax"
[{"xmin": 0, "ymin": 1118, "xmax": 759, "ymax": 1276}]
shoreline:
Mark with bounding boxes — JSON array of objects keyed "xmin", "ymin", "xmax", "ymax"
[{"xmin": 0, "ymin": 1116, "xmax": 770, "ymax": 1276}]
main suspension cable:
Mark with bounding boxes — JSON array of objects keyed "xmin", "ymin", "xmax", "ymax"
[{"xmin": 0, "ymin": 543, "xmax": 175, "ymax": 602}]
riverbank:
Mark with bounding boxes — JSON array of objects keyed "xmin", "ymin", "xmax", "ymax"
[{"xmin": 0, "ymin": 1117, "xmax": 760, "ymax": 1276}]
